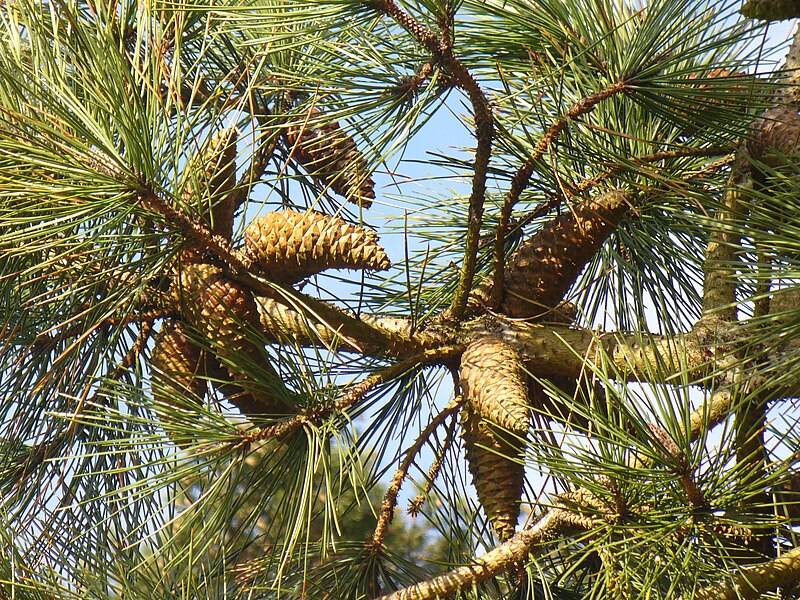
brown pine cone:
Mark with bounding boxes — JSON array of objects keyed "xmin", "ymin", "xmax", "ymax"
[
  {"xmin": 502, "ymin": 191, "xmax": 629, "ymax": 319},
  {"xmin": 748, "ymin": 107, "xmax": 800, "ymax": 169},
  {"xmin": 460, "ymin": 405, "xmax": 526, "ymax": 541},
  {"xmin": 286, "ymin": 109, "xmax": 375, "ymax": 207},
  {"xmin": 179, "ymin": 263, "xmax": 294, "ymax": 417},
  {"xmin": 460, "ymin": 338, "xmax": 530, "ymax": 540},
  {"xmin": 151, "ymin": 321, "xmax": 207, "ymax": 410},
  {"xmin": 243, "ymin": 209, "xmax": 390, "ymax": 283},
  {"xmin": 183, "ymin": 127, "xmax": 238, "ymax": 240},
  {"xmin": 740, "ymin": 0, "xmax": 800, "ymax": 20}
]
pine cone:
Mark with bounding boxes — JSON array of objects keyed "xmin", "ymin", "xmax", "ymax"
[
  {"xmin": 243, "ymin": 209, "xmax": 390, "ymax": 283},
  {"xmin": 183, "ymin": 127, "xmax": 238, "ymax": 240},
  {"xmin": 502, "ymin": 191, "xmax": 629, "ymax": 319},
  {"xmin": 748, "ymin": 107, "xmax": 800, "ymax": 169},
  {"xmin": 460, "ymin": 338, "xmax": 530, "ymax": 540},
  {"xmin": 179, "ymin": 263, "xmax": 294, "ymax": 417},
  {"xmin": 286, "ymin": 109, "xmax": 375, "ymax": 207},
  {"xmin": 740, "ymin": 0, "xmax": 800, "ymax": 20},
  {"xmin": 151, "ymin": 321, "xmax": 207, "ymax": 409}
]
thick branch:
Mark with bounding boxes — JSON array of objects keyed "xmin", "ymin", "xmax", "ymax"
[
  {"xmin": 254, "ymin": 297, "xmax": 445, "ymax": 356},
  {"xmin": 495, "ymin": 319, "xmax": 725, "ymax": 386},
  {"xmin": 376, "ymin": 494, "xmax": 592, "ymax": 600},
  {"xmin": 685, "ymin": 544, "xmax": 800, "ymax": 600},
  {"xmin": 732, "ymin": 246, "xmax": 771, "ymax": 523},
  {"xmin": 702, "ymin": 172, "xmax": 748, "ymax": 320}
]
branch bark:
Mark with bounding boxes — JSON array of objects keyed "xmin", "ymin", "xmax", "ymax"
[
  {"xmin": 684, "ymin": 545, "xmax": 800, "ymax": 600},
  {"xmin": 376, "ymin": 493, "xmax": 594, "ymax": 600},
  {"xmin": 369, "ymin": 0, "xmax": 494, "ymax": 322}
]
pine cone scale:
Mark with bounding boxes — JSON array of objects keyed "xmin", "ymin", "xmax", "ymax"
[
  {"xmin": 286, "ymin": 110, "xmax": 375, "ymax": 207},
  {"xmin": 179, "ymin": 263, "xmax": 294, "ymax": 417},
  {"xmin": 151, "ymin": 321, "xmax": 207, "ymax": 409}
]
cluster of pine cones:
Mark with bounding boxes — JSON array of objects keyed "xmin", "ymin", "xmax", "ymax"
[
  {"xmin": 148, "ymin": 112, "xmax": 631, "ymax": 542},
  {"xmin": 463, "ymin": 190, "xmax": 629, "ymax": 540},
  {"xmin": 150, "ymin": 117, "xmax": 388, "ymax": 431}
]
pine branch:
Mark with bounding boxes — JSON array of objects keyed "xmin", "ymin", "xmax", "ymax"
[
  {"xmin": 378, "ymin": 346, "xmax": 758, "ymax": 600},
  {"xmin": 571, "ymin": 146, "xmax": 732, "ymax": 198},
  {"xmin": 254, "ymin": 297, "xmax": 445, "ymax": 355},
  {"xmin": 231, "ymin": 345, "xmax": 463, "ymax": 446},
  {"xmin": 139, "ymin": 188, "xmax": 425, "ymax": 355},
  {"xmin": 369, "ymin": 0, "xmax": 494, "ymax": 322},
  {"xmin": 228, "ymin": 125, "xmax": 281, "ymax": 215},
  {"xmin": 702, "ymin": 171, "xmax": 748, "ymax": 320},
  {"xmin": 408, "ymin": 415, "xmax": 456, "ymax": 516},
  {"xmin": 490, "ymin": 81, "xmax": 630, "ymax": 309},
  {"xmin": 376, "ymin": 489, "xmax": 598, "ymax": 600},
  {"xmin": 684, "ymin": 544, "xmax": 800, "ymax": 600},
  {"xmin": 779, "ymin": 22, "xmax": 800, "ymax": 106},
  {"xmin": 370, "ymin": 400, "xmax": 460, "ymax": 551},
  {"xmin": 647, "ymin": 423, "xmax": 706, "ymax": 511}
]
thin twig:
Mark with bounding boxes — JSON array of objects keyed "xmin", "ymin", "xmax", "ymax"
[
  {"xmin": 370, "ymin": 0, "xmax": 494, "ymax": 322},
  {"xmin": 444, "ymin": 57, "xmax": 493, "ymax": 321},
  {"xmin": 228, "ymin": 125, "xmax": 281, "ymax": 214},
  {"xmin": 647, "ymin": 423, "xmax": 706, "ymax": 511},
  {"xmin": 13, "ymin": 322, "xmax": 154, "ymax": 490},
  {"xmin": 234, "ymin": 345, "xmax": 463, "ymax": 447},
  {"xmin": 572, "ymin": 146, "xmax": 731, "ymax": 197},
  {"xmin": 408, "ymin": 414, "xmax": 458, "ymax": 516},
  {"xmin": 371, "ymin": 400, "xmax": 460, "ymax": 550},
  {"xmin": 384, "ymin": 59, "xmax": 437, "ymax": 100},
  {"xmin": 33, "ymin": 308, "xmax": 173, "ymax": 351},
  {"xmin": 108, "ymin": 321, "xmax": 153, "ymax": 379}
]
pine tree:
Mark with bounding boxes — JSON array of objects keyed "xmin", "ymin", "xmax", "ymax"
[{"xmin": 2, "ymin": 0, "xmax": 800, "ymax": 598}]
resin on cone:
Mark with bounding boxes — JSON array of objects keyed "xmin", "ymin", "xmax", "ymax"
[
  {"xmin": 286, "ymin": 109, "xmax": 375, "ymax": 207},
  {"xmin": 502, "ymin": 191, "xmax": 629, "ymax": 319},
  {"xmin": 244, "ymin": 209, "xmax": 390, "ymax": 283},
  {"xmin": 460, "ymin": 337, "xmax": 530, "ymax": 540}
]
